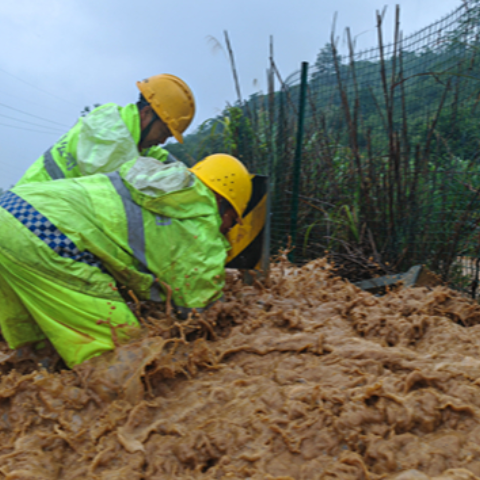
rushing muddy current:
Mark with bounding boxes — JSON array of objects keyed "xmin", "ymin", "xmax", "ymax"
[{"xmin": 3, "ymin": 259, "xmax": 480, "ymax": 479}]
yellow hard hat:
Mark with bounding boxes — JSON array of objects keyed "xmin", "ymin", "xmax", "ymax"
[
  {"xmin": 136, "ymin": 74, "xmax": 195, "ymax": 144},
  {"xmin": 191, "ymin": 154, "xmax": 252, "ymax": 219}
]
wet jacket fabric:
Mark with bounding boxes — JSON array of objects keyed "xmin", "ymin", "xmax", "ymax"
[
  {"xmin": 0, "ymin": 157, "xmax": 229, "ymax": 367},
  {"xmin": 16, "ymin": 103, "xmax": 175, "ymax": 186}
]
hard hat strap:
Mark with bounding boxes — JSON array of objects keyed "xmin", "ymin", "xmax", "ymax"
[
  {"xmin": 219, "ymin": 197, "xmax": 230, "ymax": 217},
  {"xmin": 139, "ymin": 108, "xmax": 159, "ymax": 145}
]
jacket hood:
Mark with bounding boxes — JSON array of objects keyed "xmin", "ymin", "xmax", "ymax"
[{"xmin": 119, "ymin": 156, "xmax": 218, "ymax": 219}]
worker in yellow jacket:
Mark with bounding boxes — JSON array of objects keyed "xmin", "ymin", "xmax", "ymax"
[
  {"xmin": 0, "ymin": 154, "xmax": 252, "ymax": 368},
  {"xmin": 16, "ymin": 74, "xmax": 195, "ymax": 185}
]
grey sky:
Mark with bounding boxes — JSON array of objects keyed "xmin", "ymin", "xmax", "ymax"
[{"xmin": 0, "ymin": 0, "xmax": 462, "ymax": 189}]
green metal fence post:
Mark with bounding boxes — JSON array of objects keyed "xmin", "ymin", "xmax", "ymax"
[
  {"xmin": 261, "ymin": 60, "xmax": 275, "ymax": 276},
  {"xmin": 289, "ymin": 61, "xmax": 309, "ymax": 262}
]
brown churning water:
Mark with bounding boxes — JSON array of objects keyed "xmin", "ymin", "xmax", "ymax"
[{"xmin": 1, "ymin": 258, "xmax": 480, "ymax": 479}]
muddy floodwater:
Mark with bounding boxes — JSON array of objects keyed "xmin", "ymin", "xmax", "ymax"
[{"xmin": 2, "ymin": 259, "xmax": 480, "ymax": 479}]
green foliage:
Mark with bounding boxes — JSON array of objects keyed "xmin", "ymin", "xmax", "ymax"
[
  {"xmin": 80, "ymin": 104, "xmax": 101, "ymax": 117},
  {"xmin": 165, "ymin": 4, "xmax": 480, "ymax": 289},
  {"xmin": 166, "ymin": 104, "xmax": 263, "ymax": 167}
]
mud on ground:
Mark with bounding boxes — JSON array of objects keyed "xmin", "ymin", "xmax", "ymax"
[{"xmin": 2, "ymin": 258, "xmax": 480, "ymax": 479}]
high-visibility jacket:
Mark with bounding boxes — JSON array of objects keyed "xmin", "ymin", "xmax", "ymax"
[
  {"xmin": 16, "ymin": 103, "xmax": 176, "ymax": 186},
  {"xmin": 0, "ymin": 157, "xmax": 229, "ymax": 366}
]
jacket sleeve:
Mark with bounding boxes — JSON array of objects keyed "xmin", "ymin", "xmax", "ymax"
[
  {"xmin": 76, "ymin": 105, "xmax": 139, "ymax": 176},
  {"xmin": 146, "ymin": 216, "xmax": 229, "ymax": 317},
  {"xmin": 141, "ymin": 146, "xmax": 179, "ymax": 164}
]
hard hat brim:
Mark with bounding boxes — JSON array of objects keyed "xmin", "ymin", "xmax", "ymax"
[{"xmin": 172, "ymin": 130, "xmax": 184, "ymax": 144}]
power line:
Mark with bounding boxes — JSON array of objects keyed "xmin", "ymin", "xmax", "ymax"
[
  {"xmin": 0, "ymin": 121, "xmax": 63, "ymax": 135},
  {"xmin": 0, "ymin": 66, "xmax": 78, "ymax": 107},
  {"xmin": 0, "ymin": 89, "xmax": 72, "ymax": 116},
  {"xmin": 0, "ymin": 102, "xmax": 71, "ymax": 128},
  {"xmin": 0, "ymin": 112, "xmax": 64, "ymax": 133}
]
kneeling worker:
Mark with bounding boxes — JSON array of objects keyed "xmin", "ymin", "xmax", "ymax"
[{"xmin": 0, "ymin": 154, "xmax": 251, "ymax": 368}]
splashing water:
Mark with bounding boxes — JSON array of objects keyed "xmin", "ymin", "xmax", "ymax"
[{"xmin": 1, "ymin": 258, "xmax": 480, "ymax": 479}]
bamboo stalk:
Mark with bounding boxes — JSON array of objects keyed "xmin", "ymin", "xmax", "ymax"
[{"xmin": 224, "ymin": 30, "xmax": 242, "ymax": 104}]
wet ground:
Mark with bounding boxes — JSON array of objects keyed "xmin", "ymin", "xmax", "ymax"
[{"xmin": 1, "ymin": 258, "xmax": 480, "ymax": 479}]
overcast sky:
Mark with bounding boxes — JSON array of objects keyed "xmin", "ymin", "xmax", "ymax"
[{"xmin": 0, "ymin": 0, "xmax": 463, "ymax": 189}]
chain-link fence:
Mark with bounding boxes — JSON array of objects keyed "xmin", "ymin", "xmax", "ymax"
[{"xmin": 169, "ymin": 0, "xmax": 480, "ymax": 295}]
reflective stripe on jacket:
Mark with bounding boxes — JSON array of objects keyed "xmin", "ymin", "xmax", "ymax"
[
  {"xmin": 16, "ymin": 103, "xmax": 176, "ymax": 186},
  {"xmin": 0, "ymin": 191, "xmax": 103, "ymax": 270}
]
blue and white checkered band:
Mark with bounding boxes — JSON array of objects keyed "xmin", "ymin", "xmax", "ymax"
[{"xmin": 0, "ymin": 191, "xmax": 104, "ymax": 270}]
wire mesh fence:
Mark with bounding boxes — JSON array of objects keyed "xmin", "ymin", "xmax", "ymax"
[{"xmin": 169, "ymin": 0, "xmax": 480, "ymax": 295}]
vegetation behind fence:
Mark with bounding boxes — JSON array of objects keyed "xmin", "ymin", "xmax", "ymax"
[{"xmin": 168, "ymin": 1, "xmax": 480, "ymax": 295}]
